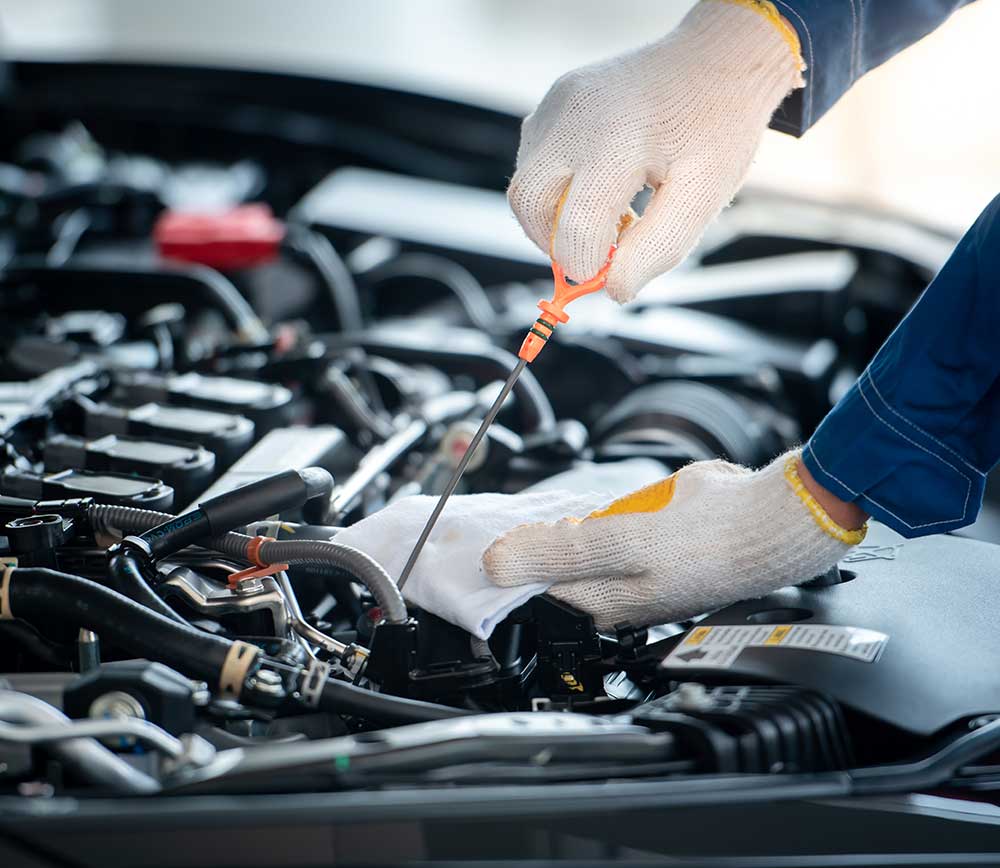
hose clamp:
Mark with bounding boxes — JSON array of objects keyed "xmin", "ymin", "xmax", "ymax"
[
  {"xmin": 299, "ymin": 659, "xmax": 331, "ymax": 709},
  {"xmin": 247, "ymin": 535, "xmax": 276, "ymax": 567},
  {"xmin": 118, "ymin": 536, "xmax": 153, "ymax": 559},
  {"xmin": 0, "ymin": 557, "xmax": 17, "ymax": 620},
  {"xmin": 218, "ymin": 640, "xmax": 261, "ymax": 699}
]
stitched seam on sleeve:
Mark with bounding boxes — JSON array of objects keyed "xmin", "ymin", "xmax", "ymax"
[
  {"xmin": 846, "ymin": 0, "xmax": 858, "ymax": 81},
  {"xmin": 806, "ymin": 442, "xmax": 858, "ymax": 496},
  {"xmin": 865, "ymin": 370, "xmax": 986, "ymax": 476},
  {"xmin": 772, "ymin": 1, "xmax": 814, "ymax": 127},
  {"xmin": 856, "ymin": 375, "xmax": 971, "ymax": 528},
  {"xmin": 807, "ymin": 440, "xmax": 969, "ymax": 531},
  {"xmin": 854, "ymin": 490, "xmax": 963, "ymax": 532},
  {"xmin": 857, "ymin": 0, "xmax": 866, "ymax": 75}
]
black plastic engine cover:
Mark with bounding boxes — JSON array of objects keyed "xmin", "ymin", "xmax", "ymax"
[{"xmin": 657, "ymin": 523, "xmax": 1000, "ymax": 736}]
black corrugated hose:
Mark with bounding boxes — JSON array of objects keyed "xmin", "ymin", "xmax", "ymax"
[
  {"xmin": 90, "ymin": 501, "xmax": 407, "ymax": 623},
  {"xmin": 4, "ymin": 568, "xmax": 466, "ymax": 725}
]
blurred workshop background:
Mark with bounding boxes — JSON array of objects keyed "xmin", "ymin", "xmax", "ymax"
[{"xmin": 2, "ymin": 0, "xmax": 998, "ymax": 234}]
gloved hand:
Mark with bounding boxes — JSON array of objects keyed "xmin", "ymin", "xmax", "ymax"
[
  {"xmin": 334, "ymin": 451, "xmax": 866, "ymax": 634},
  {"xmin": 508, "ymin": 0, "xmax": 805, "ymax": 302},
  {"xmin": 484, "ymin": 452, "xmax": 864, "ymax": 630}
]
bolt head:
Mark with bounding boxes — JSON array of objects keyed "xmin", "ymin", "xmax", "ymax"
[
  {"xmin": 235, "ymin": 577, "xmax": 265, "ymax": 596},
  {"xmin": 89, "ymin": 690, "xmax": 146, "ymax": 722},
  {"xmin": 88, "ymin": 691, "xmax": 146, "ymax": 749}
]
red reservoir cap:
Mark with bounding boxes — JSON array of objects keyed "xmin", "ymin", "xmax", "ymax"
[{"xmin": 154, "ymin": 203, "xmax": 285, "ymax": 270}]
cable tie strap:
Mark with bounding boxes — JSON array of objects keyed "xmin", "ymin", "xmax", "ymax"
[
  {"xmin": 218, "ymin": 640, "xmax": 261, "ymax": 699},
  {"xmin": 0, "ymin": 558, "xmax": 17, "ymax": 620},
  {"xmin": 300, "ymin": 659, "xmax": 331, "ymax": 709}
]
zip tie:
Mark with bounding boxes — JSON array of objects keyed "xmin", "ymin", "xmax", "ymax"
[{"xmin": 218, "ymin": 640, "xmax": 261, "ymax": 699}]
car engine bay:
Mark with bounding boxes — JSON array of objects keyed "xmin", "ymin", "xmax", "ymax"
[{"xmin": 1, "ymin": 61, "xmax": 1000, "ymax": 843}]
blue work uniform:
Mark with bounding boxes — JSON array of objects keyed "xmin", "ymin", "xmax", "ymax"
[{"xmin": 768, "ymin": 0, "xmax": 994, "ymax": 537}]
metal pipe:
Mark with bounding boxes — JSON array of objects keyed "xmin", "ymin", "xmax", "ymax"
[
  {"xmin": 0, "ymin": 717, "xmax": 185, "ymax": 759},
  {"xmin": 0, "ymin": 690, "xmax": 159, "ymax": 794},
  {"xmin": 327, "ymin": 416, "xmax": 427, "ymax": 521},
  {"xmin": 276, "ymin": 571, "xmax": 350, "ymax": 660}
]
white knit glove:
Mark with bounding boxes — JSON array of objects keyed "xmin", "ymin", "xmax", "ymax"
[
  {"xmin": 484, "ymin": 452, "xmax": 865, "ymax": 630},
  {"xmin": 336, "ymin": 450, "xmax": 865, "ymax": 634},
  {"xmin": 508, "ymin": 0, "xmax": 805, "ymax": 302}
]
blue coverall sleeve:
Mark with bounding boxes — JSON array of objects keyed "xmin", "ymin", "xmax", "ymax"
[
  {"xmin": 803, "ymin": 194, "xmax": 1000, "ymax": 538},
  {"xmin": 769, "ymin": 0, "xmax": 979, "ymax": 135}
]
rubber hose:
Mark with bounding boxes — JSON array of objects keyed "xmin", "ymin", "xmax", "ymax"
[
  {"xmin": 7, "ymin": 568, "xmax": 233, "ymax": 683},
  {"xmin": 137, "ymin": 469, "xmax": 334, "ymax": 560},
  {"xmin": 108, "ymin": 550, "xmax": 188, "ymax": 625},
  {"xmin": 261, "ymin": 539, "xmax": 406, "ymax": 624},
  {"xmin": 365, "ymin": 252, "xmax": 497, "ymax": 333},
  {"xmin": 208, "ymin": 531, "xmax": 405, "ymax": 624},
  {"xmin": 0, "ymin": 620, "xmax": 70, "ymax": 667},
  {"xmin": 136, "ymin": 508, "xmax": 213, "ymax": 561},
  {"xmin": 90, "ymin": 503, "xmax": 183, "ymax": 538},
  {"xmin": 283, "ymin": 225, "xmax": 364, "ymax": 332},
  {"xmin": 4, "ymin": 259, "xmax": 268, "ymax": 343},
  {"xmin": 89, "ymin": 504, "xmax": 406, "ymax": 622},
  {"xmin": 318, "ymin": 678, "xmax": 469, "ymax": 724},
  {"xmin": 318, "ymin": 334, "xmax": 556, "ymax": 434},
  {"xmin": 299, "ymin": 468, "xmax": 334, "ymax": 525},
  {"xmin": 6, "ymin": 568, "xmax": 465, "ymax": 726}
]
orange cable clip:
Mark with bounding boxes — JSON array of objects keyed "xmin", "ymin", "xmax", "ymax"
[{"xmin": 227, "ymin": 535, "xmax": 288, "ymax": 589}]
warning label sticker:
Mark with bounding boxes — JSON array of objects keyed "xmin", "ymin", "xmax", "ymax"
[{"xmin": 661, "ymin": 623, "xmax": 888, "ymax": 670}]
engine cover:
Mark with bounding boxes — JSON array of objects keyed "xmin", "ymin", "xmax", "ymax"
[{"xmin": 659, "ymin": 523, "xmax": 1000, "ymax": 735}]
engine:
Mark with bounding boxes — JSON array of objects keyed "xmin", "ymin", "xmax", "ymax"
[{"xmin": 1, "ymin": 105, "xmax": 998, "ymax": 806}]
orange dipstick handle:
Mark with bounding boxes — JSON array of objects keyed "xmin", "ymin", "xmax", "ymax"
[{"xmin": 518, "ymin": 245, "xmax": 617, "ymax": 363}]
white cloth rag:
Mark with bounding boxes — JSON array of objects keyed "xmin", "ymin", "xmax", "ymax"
[{"xmin": 333, "ymin": 460, "xmax": 665, "ymax": 639}]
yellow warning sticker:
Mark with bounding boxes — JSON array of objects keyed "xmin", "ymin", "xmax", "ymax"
[
  {"xmin": 662, "ymin": 623, "xmax": 888, "ymax": 669},
  {"xmin": 765, "ymin": 625, "xmax": 792, "ymax": 645},
  {"xmin": 685, "ymin": 626, "xmax": 713, "ymax": 646}
]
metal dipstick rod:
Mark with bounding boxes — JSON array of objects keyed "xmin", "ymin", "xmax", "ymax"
[
  {"xmin": 395, "ymin": 244, "xmax": 618, "ymax": 592},
  {"xmin": 397, "ymin": 358, "xmax": 526, "ymax": 590}
]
